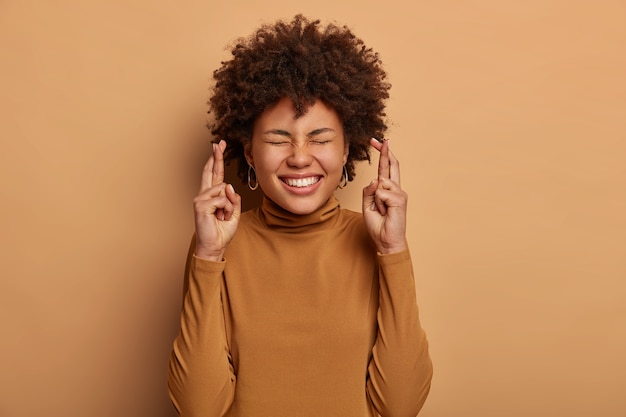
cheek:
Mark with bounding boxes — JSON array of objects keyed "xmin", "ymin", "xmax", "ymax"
[
  {"xmin": 319, "ymin": 147, "xmax": 348, "ymax": 168},
  {"xmin": 253, "ymin": 150, "xmax": 284, "ymax": 174}
]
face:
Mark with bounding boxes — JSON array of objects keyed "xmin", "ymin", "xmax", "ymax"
[{"xmin": 245, "ymin": 97, "xmax": 349, "ymax": 215}]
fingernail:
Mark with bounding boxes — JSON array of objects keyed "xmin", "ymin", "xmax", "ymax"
[{"xmin": 228, "ymin": 184, "xmax": 235, "ymax": 193}]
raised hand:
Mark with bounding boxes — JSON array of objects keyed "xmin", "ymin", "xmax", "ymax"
[
  {"xmin": 362, "ymin": 138, "xmax": 408, "ymax": 254},
  {"xmin": 193, "ymin": 140, "xmax": 242, "ymax": 261}
]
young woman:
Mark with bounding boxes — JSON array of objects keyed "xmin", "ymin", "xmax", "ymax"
[{"xmin": 168, "ymin": 15, "xmax": 433, "ymax": 417}]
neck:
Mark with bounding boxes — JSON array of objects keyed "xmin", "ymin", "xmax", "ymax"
[{"xmin": 259, "ymin": 195, "xmax": 340, "ymax": 231}]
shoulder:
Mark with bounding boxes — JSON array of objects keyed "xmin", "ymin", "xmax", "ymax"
[
  {"xmin": 239, "ymin": 206, "xmax": 263, "ymax": 228},
  {"xmin": 337, "ymin": 207, "xmax": 365, "ymax": 229},
  {"xmin": 337, "ymin": 208, "xmax": 375, "ymax": 249}
]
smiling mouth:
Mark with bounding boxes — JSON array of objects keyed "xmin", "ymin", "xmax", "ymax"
[{"xmin": 282, "ymin": 176, "xmax": 321, "ymax": 188}]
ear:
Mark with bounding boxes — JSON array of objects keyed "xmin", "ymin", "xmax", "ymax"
[
  {"xmin": 244, "ymin": 141, "xmax": 254, "ymax": 166},
  {"xmin": 342, "ymin": 140, "xmax": 349, "ymax": 165}
]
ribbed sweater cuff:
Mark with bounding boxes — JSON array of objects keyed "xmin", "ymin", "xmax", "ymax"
[
  {"xmin": 376, "ymin": 249, "xmax": 411, "ymax": 265},
  {"xmin": 192, "ymin": 254, "xmax": 226, "ymax": 273}
]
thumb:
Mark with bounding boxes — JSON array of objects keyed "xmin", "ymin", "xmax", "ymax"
[
  {"xmin": 362, "ymin": 179, "xmax": 378, "ymax": 212},
  {"xmin": 231, "ymin": 185, "xmax": 242, "ymax": 218},
  {"xmin": 224, "ymin": 183, "xmax": 242, "ymax": 221}
]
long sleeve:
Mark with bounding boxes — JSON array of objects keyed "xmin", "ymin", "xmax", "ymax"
[
  {"xmin": 168, "ymin": 252, "xmax": 236, "ymax": 417},
  {"xmin": 168, "ymin": 203, "xmax": 433, "ymax": 417},
  {"xmin": 366, "ymin": 250, "xmax": 433, "ymax": 417}
]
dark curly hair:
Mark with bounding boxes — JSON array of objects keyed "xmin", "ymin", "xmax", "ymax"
[{"xmin": 208, "ymin": 14, "xmax": 390, "ymax": 183}]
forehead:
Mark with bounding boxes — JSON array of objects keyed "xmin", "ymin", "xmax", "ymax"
[{"xmin": 253, "ymin": 97, "xmax": 343, "ymax": 133}]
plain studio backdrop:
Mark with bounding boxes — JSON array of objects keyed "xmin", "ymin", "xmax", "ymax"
[{"xmin": 1, "ymin": 1, "xmax": 624, "ymax": 416}]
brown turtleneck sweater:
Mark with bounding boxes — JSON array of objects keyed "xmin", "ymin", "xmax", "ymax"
[{"xmin": 168, "ymin": 196, "xmax": 432, "ymax": 417}]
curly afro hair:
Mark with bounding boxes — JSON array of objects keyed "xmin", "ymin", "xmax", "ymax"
[{"xmin": 208, "ymin": 14, "xmax": 390, "ymax": 183}]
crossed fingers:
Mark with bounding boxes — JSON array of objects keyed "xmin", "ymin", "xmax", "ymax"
[
  {"xmin": 200, "ymin": 140, "xmax": 227, "ymax": 193},
  {"xmin": 370, "ymin": 137, "xmax": 401, "ymax": 186}
]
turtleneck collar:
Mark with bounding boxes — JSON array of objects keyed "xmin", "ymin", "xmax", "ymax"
[{"xmin": 258, "ymin": 195, "xmax": 341, "ymax": 232}]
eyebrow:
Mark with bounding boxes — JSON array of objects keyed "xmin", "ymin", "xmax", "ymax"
[{"xmin": 262, "ymin": 128, "xmax": 336, "ymax": 138}]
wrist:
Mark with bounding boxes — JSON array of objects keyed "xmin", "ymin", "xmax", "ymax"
[
  {"xmin": 194, "ymin": 245, "xmax": 225, "ymax": 262},
  {"xmin": 376, "ymin": 240, "xmax": 408, "ymax": 255}
]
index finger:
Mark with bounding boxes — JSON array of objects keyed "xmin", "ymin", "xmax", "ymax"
[{"xmin": 211, "ymin": 140, "xmax": 227, "ymax": 186}]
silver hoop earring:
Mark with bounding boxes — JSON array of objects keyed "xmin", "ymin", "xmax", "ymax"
[
  {"xmin": 247, "ymin": 165, "xmax": 259, "ymax": 191},
  {"xmin": 338, "ymin": 165, "xmax": 348, "ymax": 189}
]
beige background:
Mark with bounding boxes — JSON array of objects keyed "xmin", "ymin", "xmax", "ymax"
[{"xmin": 1, "ymin": 0, "xmax": 625, "ymax": 416}]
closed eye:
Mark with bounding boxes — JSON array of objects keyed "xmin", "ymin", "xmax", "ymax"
[{"xmin": 308, "ymin": 128, "xmax": 336, "ymax": 145}]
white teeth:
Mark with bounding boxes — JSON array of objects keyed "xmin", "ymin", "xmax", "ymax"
[{"xmin": 284, "ymin": 177, "xmax": 319, "ymax": 188}]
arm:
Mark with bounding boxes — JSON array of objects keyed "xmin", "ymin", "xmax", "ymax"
[
  {"xmin": 366, "ymin": 250, "xmax": 433, "ymax": 416},
  {"xmin": 362, "ymin": 138, "xmax": 433, "ymax": 415},
  {"xmin": 168, "ymin": 247, "xmax": 236, "ymax": 416},
  {"xmin": 168, "ymin": 140, "xmax": 241, "ymax": 416}
]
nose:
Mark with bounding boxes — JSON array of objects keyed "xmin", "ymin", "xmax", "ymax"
[{"xmin": 286, "ymin": 143, "xmax": 313, "ymax": 168}]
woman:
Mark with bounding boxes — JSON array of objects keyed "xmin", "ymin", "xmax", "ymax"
[{"xmin": 168, "ymin": 15, "xmax": 433, "ymax": 417}]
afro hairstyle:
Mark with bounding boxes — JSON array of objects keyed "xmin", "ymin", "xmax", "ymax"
[{"xmin": 208, "ymin": 14, "xmax": 391, "ymax": 183}]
